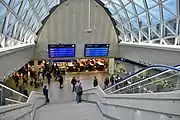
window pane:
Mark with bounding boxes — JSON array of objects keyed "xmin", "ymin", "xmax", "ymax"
[
  {"xmin": 3, "ymin": 0, "xmax": 10, "ymax": 5},
  {"xmin": 0, "ymin": 3, "xmax": 7, "ymax": 17}
]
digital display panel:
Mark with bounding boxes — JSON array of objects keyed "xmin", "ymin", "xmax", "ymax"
[
  {"xmin": 48, "ymin": 44, "xmax": 75, "ymax": 58},
  {"xmin": 84, "ymin": 44, "xmax": 110, "ymax": 57}
]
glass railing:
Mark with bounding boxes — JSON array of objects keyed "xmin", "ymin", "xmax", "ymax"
[
  {"xmin": 107, "ymin": 69, "xmax": 180, "ymax": 94},
  {"xmin": 0, "ymin": 82, "xmax": 28, "ymax": 106},
  {"xmin": 104, "ymin": 65, "xmax": 180, "ymax": 94}
]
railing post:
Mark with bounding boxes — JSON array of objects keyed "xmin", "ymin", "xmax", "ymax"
[{"xmin": 0, "ymin": 88, "xmax": 3, "ymax": 106}]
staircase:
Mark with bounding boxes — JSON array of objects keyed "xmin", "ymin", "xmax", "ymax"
[{"xmin": 34, "ymin": 102, "xmax": 108, "ymax": 120}]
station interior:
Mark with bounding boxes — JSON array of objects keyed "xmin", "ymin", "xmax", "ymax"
[{"xmin": 0, "ymin": 0, "xmax": 180, "ymax": 120}]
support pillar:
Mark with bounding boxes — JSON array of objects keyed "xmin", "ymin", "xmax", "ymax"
[
  {"xmin": 34, "ymin": 61, "xmax": 39, "ymax": 75},
  {"xmin": 108, "ymin": 58, "xmax": 115, "ymax": 75}
]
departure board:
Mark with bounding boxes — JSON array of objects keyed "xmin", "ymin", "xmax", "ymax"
[
  {"xmin": 84, "ymin": 44, "xmax": 110, "ymax": 57},
  {"xmin": 48, "ymin": 44, "xmax": 75, "ymax": 58}
]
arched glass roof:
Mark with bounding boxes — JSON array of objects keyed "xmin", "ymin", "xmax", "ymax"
[
  {"xmin": 101, "ymin": 0, "xmax": 180, "ymax": 46},
  {"xmin": 0, "ymin": 0, "xmax": 179, "ymax": 48},
  {"xmin": 0, "ymin": 0, "xmax": 60, "ymax": 48}
]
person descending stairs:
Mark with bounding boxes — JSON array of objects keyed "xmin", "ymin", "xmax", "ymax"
[{"xmin": 34, "ymin": 80, "xmax": 108, "ymax": 120}]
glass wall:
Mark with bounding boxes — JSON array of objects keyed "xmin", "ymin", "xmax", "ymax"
[{"xmin": 101, "ymin": 0, "xmax": 180, "ymax": 46}]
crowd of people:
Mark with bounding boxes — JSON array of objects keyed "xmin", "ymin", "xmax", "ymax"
[
  {"xmin": 11, "ymin": 61, "xmax": 124, "ymax": 104},
  {"xmin": 43, "ymin": 76, "xmax": 83, "ymax": 104},
  {"xmin": 93, "ymin": 74, "xmax": 123, "ymax": 90}
]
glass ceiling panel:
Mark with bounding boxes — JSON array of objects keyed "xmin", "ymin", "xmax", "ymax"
[
  {"xmin": 113, "ymin": 3, "xmax": 122, "ymax": 11},
  {"xmin": 111, "ymin": 0, "xmax": 120, "ymax": 5},
  {"xmin": 3, "ymin": 0, "xmax": 10, "ymax": 5},
  {"xmin": 112, "ymin": 14, "xmax": 121, "ymax": 22},
  {"xmin": 13, "ymin": 3, "xmax": 21, "ymax": 14},
  {"xmin": 134, "ymin": 0, "xmax": 145, "ymax": 8},
  {"xmin": 163, "ymin": 7, "xmax": 176, "ymax": 21},
  {"xmin": 105, "ymin": 2, "xmax": 117, "ymax": 14},
  {"xmin": 0, "ymin": 3, "xmax": 7, "ymax": 17},
  {"xmin": 146, "ymin": 0, "xmax": 158, "ymax": 9},
  {"xmin": 24, "ymin": 0, "xmax": 30, "ymax": 11},
  {"xmin": 163, "ymin": 0, "xmax": 177, "ymax": 16},
  {"xmin": 134, "ymin": 4, "xmax": 145, "ymax": 14},
  {"xmin": 125, "ymin": 3, "xmax": 135, "ymax": 15},
  {"xmin": 49, "ymin": 0, "xmax": 58, "ymax": 9},
  {"xmin": 121, "ymin": 0, "xmax": 130, "ymax": 5},
  {"xmin": 0, "ymin": 0, "xmax": 178, "ymax": 47},
  {"xmin": 149, "ymin": 5, "xmax": 161, "ymax": 21}
]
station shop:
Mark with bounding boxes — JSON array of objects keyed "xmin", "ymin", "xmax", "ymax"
[{"xmin": 27, "ymin": 58, "xmax": 109, "ymax": 74}]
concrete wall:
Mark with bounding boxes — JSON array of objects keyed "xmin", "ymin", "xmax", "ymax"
[
  {"xmin": 33, "ymin": 0, "xmax": 118, "ymax": 60},
  {"xmin": 0, "ymin": 92, "xmax": 45, "ymax": 120},
  {"xmin": 82, "ymin": 87, "xmax": 180, "ymax": 120},
  {"xmin": 119, "ymin": 44, "xmax": 180, "ymax": 66},
  {"xmin": 0, "ymin": 44, "xmax": 35, "ymax": 80}
]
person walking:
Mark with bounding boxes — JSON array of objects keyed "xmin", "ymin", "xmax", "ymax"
[
  {"xmin": 104, "ymin": 77, "xmax": 109, "ymax": 89},
  {"xmin": 93, "ymin": 76, "xmax": 98, "ymax": 87},
  {"xmin": 110, "ymin": 75, "xmax": 115, "ymax": 86},
  {"xmin": 46, "ymin": 72, "xmax": 52, "ymax": 85},
  {"xmin": 58, "ymin": 74, "xmax": 63, "ymax": 89},
  {"xmin": 75, "ymin": 80, "xmax": 83, "ymax": 103},
  {"xmin": 43, "ymin": 86, "xmax": 49, "ymax": 104},
  {"xmin": 13, "ymin": 73, "xmax": 19, "ymax": 88},
  {"xmin": 71, "ymin": 77, "xmax": 77, "ymax": 92}
]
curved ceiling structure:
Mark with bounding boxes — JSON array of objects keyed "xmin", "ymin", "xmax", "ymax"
[
  {"xmin": 0, "ymin": 0, "xmax": 60, "ymax": 48},
  {"xmin": 0, "ymin": 0, "xmax": 179, "ymax": 49},
  {"xmin": 102, "ymin": 0, "xmax": 180, "ymax": 46}
]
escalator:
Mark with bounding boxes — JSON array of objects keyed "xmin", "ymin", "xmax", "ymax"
[
  {"xmin": 0, "ymin": 81, "xmax": 28, "ymax": 106},
  {"xmin": 104, "ymin": 64, "xmax": 180, "ymax": 94}
]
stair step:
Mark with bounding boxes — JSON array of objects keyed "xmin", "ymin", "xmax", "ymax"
[{"xmin": 34, "ymin": 102, "xmax": 108, "ymax": 120}]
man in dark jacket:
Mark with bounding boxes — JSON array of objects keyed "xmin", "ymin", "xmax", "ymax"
[
  {"xmin": 110, "ymin": 75, "xmax": 114, "ymax": 86},
  {"xmin": 104, "ymin": 77, "xmax": 109, "ymax": 89},
  {"xmin": 93, "ymin": 76, "xmax": 98, "ymax": 87},
  {"xmin": 71, "ymin": 77, "xmax": 77, "ymax": 92},
  {"xmin": 58, "ymin": 75, "xmax": 63, "ymax": 89},
  {"xmin": 46, "ymin": 72, "xmax": 52, "ymax": 85},
  {"xmin": 43, "ymin": 86, "xmax": 49, "ymax": 103}
]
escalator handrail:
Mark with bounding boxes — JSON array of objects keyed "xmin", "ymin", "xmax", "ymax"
[
  {"xmin": 119, "ymin": 72, "xmax": 180, "ymax": 94},
  {"xmin": 108, "ymin": 68, "xmax": 180, "ymax": 94},
  {"xmin": 104, "ymin": 64, "xmax": 180, "ymax": 92},
  {"xmin": 0, "ymin": 81, "xmax": 28, "ymax": 98}
]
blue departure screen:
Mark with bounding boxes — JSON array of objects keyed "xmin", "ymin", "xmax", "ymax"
[
  {"xmin": 48, "ymin": 44, "xmax": 75, "ymax": 58},
  {"xmin": 84, "ymin": 44, "xmax": 110, "ymax": 57}
]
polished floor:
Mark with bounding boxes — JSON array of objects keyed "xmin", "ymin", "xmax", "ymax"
[
  {"xmin": 46, "ymin": 72, "xmax": 109, "ymax": 104},
  {"xmin": 34, "ymin": 72, "xmax": 110, "ymax": 120}
]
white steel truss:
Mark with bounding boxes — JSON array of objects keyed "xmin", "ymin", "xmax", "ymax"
[
  {"xmin": 101, "ymin": 0, "xmax": 180, "ymax": 46},
  {"xmin": 0, "ymin": 0, "xmax": 60, "ymax": 48},
  {"xmin": 0, "ymin": 0, "xmax": 179, "ymax": 48}
]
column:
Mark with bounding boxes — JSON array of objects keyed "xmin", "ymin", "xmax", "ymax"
[
  {"xmin": 108, "ymin": 58, "xmax": 115, "ymax": 75},
  {"xmin": 34, "ymin": 61, "xmax": 39, "ymax": 75}
]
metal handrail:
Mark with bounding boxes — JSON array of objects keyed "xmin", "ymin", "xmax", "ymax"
[
  {"xmin": 119, "ymin": 72, "xmax": 180, "ymax": 94},
  {"xmin": 5, "ymin": 98, "xmax": 23, "ymax": 104},
  {"xmin": 104, "ymin": 65, "xmax": 180, "ymax": 93},
  {"xmin": 108, "ymin": 69, "xmax": 180, "ymax": 94},
  {"xmin": 0, "ymin": 82, "xmax": 28, "ymax": 99}
]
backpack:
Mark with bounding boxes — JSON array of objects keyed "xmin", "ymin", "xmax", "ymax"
[{"xmin": 79, "ymin": 87, "xmax": 83, "ymax": 95}]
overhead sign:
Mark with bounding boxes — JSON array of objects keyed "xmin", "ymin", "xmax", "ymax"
[
  {"xmin": 48, "ymin": 44, "xmax": 75, "ymax": 58},
  {"xmin": 84, "ymin": 44, "xmax": 110, "ymax": 57}
]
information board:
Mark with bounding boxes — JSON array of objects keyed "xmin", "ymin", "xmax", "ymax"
[
  {"xmin": 84, "ymin": 44, "xmax": 110, "ymax": 57},
  {"xmin": 48, "ymin": 44, "xmax": 75, "ymax": 58}
]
